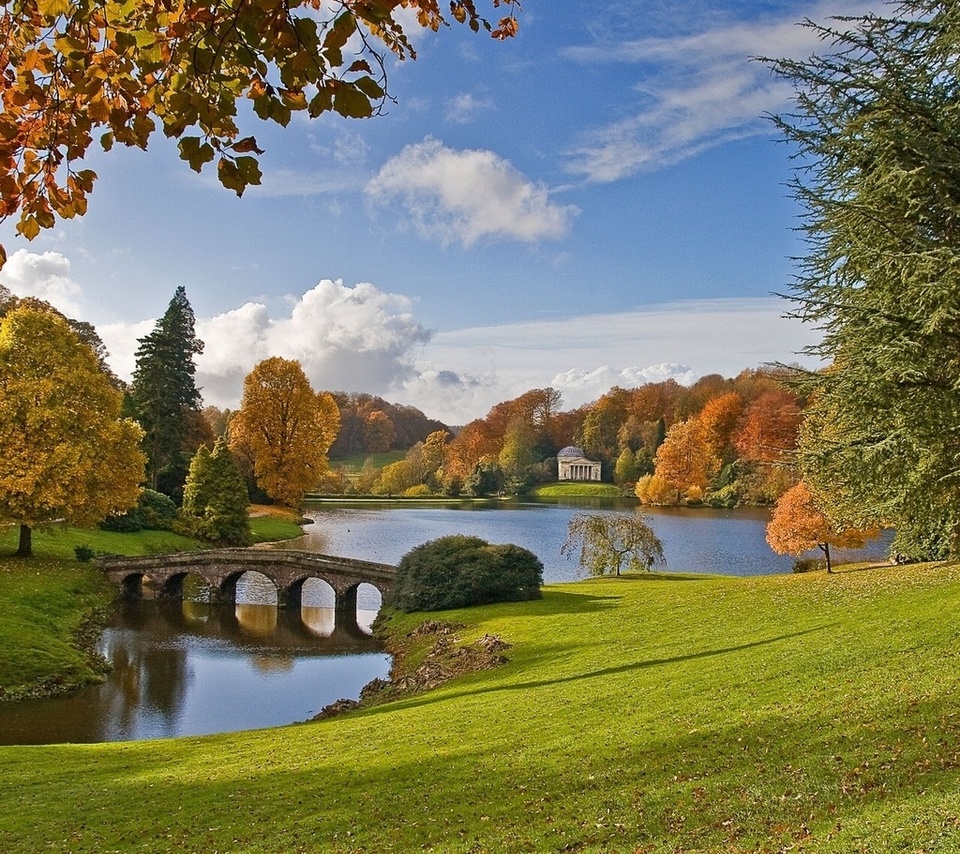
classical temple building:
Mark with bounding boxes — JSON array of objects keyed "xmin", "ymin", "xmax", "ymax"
[{"xmin": 557, "ymin": 446, "xmax": 602, "ymax": 482}]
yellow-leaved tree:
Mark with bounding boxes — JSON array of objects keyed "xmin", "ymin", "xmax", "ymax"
[
  {"xmin": 0, "ymin": 304, "xmax": 146, "ymax": 556},
  {"xmin": 229, "ymin": 357, "xmax": 340, "ymax": 508}
]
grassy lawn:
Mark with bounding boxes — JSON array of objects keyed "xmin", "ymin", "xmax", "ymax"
[
  {"xmin": 3, "ymin": 561, "xmax": 960, "ymax": 851},
  {"xmin": 530, "ymin": 482, "xmax": 624, "ymax": 498}
]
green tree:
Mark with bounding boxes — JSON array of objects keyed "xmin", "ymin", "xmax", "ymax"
[
  {"xmin": 769, "ymin": 1, "xmax": 960, "ymax": 558},
  {"xmin": 131, "ymin": 286, "xmax": 204, "ymax": 494},
  {"xmin": 561, "ymin": 512, "xmax": 665, "ymax": 577},
  {"xmin": 392, "ymin": 535, "xmax": 542, "ymax": 612},
  {"xmin": 0, "ymin": 305, "xmax": 145, "ymax": 556},
  {"xmin": 180, "ymin": 439, "xmax": 251, "ymax": 545},
  {"xmin": 613, "ymin": 447, "xmax": 640, "ymax": 487}
]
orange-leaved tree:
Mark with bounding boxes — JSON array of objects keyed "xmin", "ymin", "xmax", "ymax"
[
  {"xmin": 0, "ymin": 0, "xmax": 519, "ymax": 262},
  {"xmin": 652, "ymin": 418, "xmax": 720, "ymax": 501},
  {"xmin": 766, "ymin": 480, "xmax": 878, "ymax": 573},
  {"xmin": 229, "ymin": 357, "xmax": 340, "ymax": 508},
  {"xmin": 0, "ymin": 304, "xmax": 146, "ymax": 556}
]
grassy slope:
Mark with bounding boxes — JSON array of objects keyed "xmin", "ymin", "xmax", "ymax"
[{"xmin": 3, "ymin": 563, "xmax": 960, "ymax": 852}]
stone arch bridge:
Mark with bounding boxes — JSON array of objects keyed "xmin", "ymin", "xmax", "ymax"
[{"xmin": 98, "ymin": 549, "xmax": 397, "ymax": 626}]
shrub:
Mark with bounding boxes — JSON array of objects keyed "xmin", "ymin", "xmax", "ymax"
[
  {"xmin": 99, "ymin": 488, "xmax": 177, "ymax": 533},
  {"xmin": 392, "ymin": 535, "xmax": 543, "ymax": 612},
  {"xmin": 74, "ymin": 545, "xmax": 96, "ymax": 562},
  {"xmin": 792, "ymin": 557, "xmax": 825, "ymax": 573}
]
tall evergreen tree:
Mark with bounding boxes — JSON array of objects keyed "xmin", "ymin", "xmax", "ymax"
[
  {"xmin": 769, "ymin": 1, "xmax": 960, "ymax": 558},
  {"xmin": 131, "ymin": 287, "xmax": 204, "ymax": 494}
]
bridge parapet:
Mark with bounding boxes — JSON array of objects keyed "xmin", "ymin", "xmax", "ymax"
[{"xmin": 97, "ymin": 549, "xmax": 397, "ymax": 615}]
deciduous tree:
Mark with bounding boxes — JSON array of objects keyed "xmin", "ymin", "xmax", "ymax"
[
  {"xmin": 766, "ymin": 481, "xmax": 878, "ymax": 573},
  {"xmin": 0, "ymin": 0, "xmax": 519, "ymax": 260},
  {"xmin": 562, "ymin": 512, "xmax": 665, "ymax": 577},
  {"xmin": 0, "ymin": 304, "xmax": 145, "ymax": 555},
  {"xmin": 229, "ymin": 357, "xmax": 339, "ymax": 508},
  {"xmin": 653, "ymin": 419, "xmax": 720, "ymax": 500}
]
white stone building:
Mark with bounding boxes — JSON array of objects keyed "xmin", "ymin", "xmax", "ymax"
[{"xmin": 557, "ymin": 446, "xmax": 602, "ymax": 481}]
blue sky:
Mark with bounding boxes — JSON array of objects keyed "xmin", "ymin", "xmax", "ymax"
[{"xmin": 0, "ymin": 0, "xmax": 880, "ymax": 423}]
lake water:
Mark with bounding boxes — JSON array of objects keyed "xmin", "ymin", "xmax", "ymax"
[
  {"xmin": 287, "ymin": 500, "xmax": 892, "ymax": 580},
  {"xmin": 0, "ymin": 501, "xmax": 891, "ymax": 744}
]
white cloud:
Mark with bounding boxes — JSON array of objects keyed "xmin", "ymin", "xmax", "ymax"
[
  {"xmin": 445, "ymin": 92, "xmax": 493, "ymax": 124},
  {"xmin": 564, "ymin": 0, "xmax": 881, "ymax": 181},
  {"xmin": 405, "ymin": 297, "xmax": 822, "ymax": 422},
  {"xmin": 365, "ymin": 137, "xmax": 578, "ymax": 246},
  {"xmin": 0, "ymin": 249, "xmax": 84, "ymax": 318}
]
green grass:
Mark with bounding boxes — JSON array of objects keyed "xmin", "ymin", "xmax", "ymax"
[
  {"xmin": 4, "ymin": 562, "xmax": 960, "ymax": 851},
  {"xmin": 0, "ymin": 557, "xmax": 114, "ymax": 699},
  {"xmin": 529, "ymin": 481, "xmax": 624, "ymax": 498},
  {"xmin": 248, "ymin": 515, "xmax": 305, "ymax": 544},
  {"xmin": 329, "ymin": 450, "xmax": 406, "ymax": 472}
]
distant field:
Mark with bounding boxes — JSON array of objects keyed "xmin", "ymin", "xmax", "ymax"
[
  {"xmin": 328, "ymin": 450, "xmax": 406, "ymax": 472},
  {"xmin": 530, "ymin": 482, "xmax": 624, "ymax": 498}
]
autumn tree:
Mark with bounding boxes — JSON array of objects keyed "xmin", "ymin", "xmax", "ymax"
[
  {"xmin": 766, "ymin": 481, "xmax": 878, "ymax": 573},
  {"xmin": 0, "ymin": 1, "xmax": 519, "ymax": 260},
  {"xmin": 698, "ymin": 391, "xmax": 743, "ymax": 461},
  {"xmin": 179, "ymin": 439, "xmax": 250, "ymax": 545},
  {"xmin": 0, "ymin": 304, "xmax": 145, "ymax": 556},
  {"xmin": 769, "ymin": 1, "xmax": 960, "ymax": 557},
  {"xmin": 130, "ymin": 286, "xmax": 204, "ymax": 494},
  {"xmin": 363, "ymin": 410, "xmax": 395, "ymax": 454},
  {"xmin": 653, "ymin": 419, "xmax": 720, "ymax": 501},
  {"xmin": 733, "ymin": 390, "xmax": 801, "ymax": 465},
  {"xmin": 229, "ymin": 357, "xmax": 339, "ymax": 508},
  {"xmin": 562, "ymin": 512, "xmax": 665, "ymax": 577}
]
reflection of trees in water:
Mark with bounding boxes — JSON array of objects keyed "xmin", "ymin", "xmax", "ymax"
[
  {"xmin": 96, "ymin": 626, "xmax": 190, "ymax": 739},
  {"xmin": 301, "ymin": 606, "xmax": 335, "ymax": 637},
  {"xmin": 251, "ymin": 654, "xmax": 295, "ymax": 673},
  {"xmin": 236, "ymin": 603, "xmax": 277, "ymax": 635}
]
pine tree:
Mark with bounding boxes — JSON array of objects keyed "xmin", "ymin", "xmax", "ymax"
[
  {"xmin": 180, "ymin": 440, "xmax": 250, "ymax": 545},
  {"xmin": 131, "ymin": 287, "xmax": 204, "ymax": 494}
]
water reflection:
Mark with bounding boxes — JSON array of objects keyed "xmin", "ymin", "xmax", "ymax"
[{"xmin": 0, "ymin": 598, "xmax": 390, "ymax": 745}]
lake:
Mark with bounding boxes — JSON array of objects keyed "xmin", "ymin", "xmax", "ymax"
[{"xmin": 0, "ymin": 500, "xmax": 891, "ymax": 744}]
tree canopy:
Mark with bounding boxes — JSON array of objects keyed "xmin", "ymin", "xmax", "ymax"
[
  {"xmin": 562, "ymin": 511, "xmax": 665, "ymax": 577},
  {"xmin": 767, "ymin": 481, "xmax": 878, "ymax": 573},
  {"xmin": 0, "ymin": 303, "xmax": 145, "ymax": 555},
  {"xmin": 229, "ymin": 356, "xmax": 340, "ymax": 507},
  {"xmin": 0, "ymin": 0, "xmax": 518, "ymax": 262},
  {"xmin": 769, "ymin": 0, "xmax": 960, "ymax": 558}
]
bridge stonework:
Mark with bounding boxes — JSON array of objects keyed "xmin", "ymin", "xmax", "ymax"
[{"xmin": 97, "ymin": 550, "xmax": 396, "ymax": 619}]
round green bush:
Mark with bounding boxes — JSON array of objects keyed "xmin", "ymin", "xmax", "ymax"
[{"xmin": 392, "ymin": 535, "xmax": 544, "ymax": 612}]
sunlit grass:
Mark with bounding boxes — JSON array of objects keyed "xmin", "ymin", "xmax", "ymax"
[
  {"xmin": 3, "ymin": 560, "xmax": 960, "ymax": 851},
  {"xmin": 530, "ymin": 482, "xmax": 625, "ymax": 498}
]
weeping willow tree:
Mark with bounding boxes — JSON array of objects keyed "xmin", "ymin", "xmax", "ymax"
[{"xmin": 769, "ymin": 1, "xmax": 960, "ymax": 559}]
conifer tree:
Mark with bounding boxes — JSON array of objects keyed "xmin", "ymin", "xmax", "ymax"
[
  {"xmin": 131, "ymin": 287, "xmax": 204, "ymax": 494},
  {"xmin": 180, "ymin": 439, "xmax": 250, "ymax": 546}
]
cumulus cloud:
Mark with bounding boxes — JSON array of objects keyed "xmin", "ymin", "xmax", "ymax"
[
  {"xmin": 365, "ymin": 137, "xmax": 578, "ymax": 246},
  {"xmin": 0, "ymin": 249, "xmax": 84, "ymax": 317},
  {"xmin": 564, "ymin": 0, "xmax": 879, "ymax": 181}
]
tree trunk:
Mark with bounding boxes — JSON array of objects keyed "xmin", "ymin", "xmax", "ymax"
[
  {"xmin": 820, "ymin": 542, "xmax": 832, "ymax": 574},
  {"xmin": 16, "ymin": 523, "xmax": 32, "ymax": 557}
]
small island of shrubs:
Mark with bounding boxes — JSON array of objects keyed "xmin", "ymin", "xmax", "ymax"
[{"xmin": 391, "ymin": 535, "xmax": 544, "ymax": 612}]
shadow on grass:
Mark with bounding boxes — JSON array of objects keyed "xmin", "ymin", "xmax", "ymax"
[{"xmin": 388, "ymin": 623, "xmax": 836, "ymax": 713}]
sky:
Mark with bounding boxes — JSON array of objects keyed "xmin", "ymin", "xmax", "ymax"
[{"xmin": 0, "ymin": 0, "xmax": 883, "ymax": 425}]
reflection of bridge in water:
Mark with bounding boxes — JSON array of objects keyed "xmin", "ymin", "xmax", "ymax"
[{"xmin": 98, "ymin": 549, "xmax": 396, "ymax": 634}]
